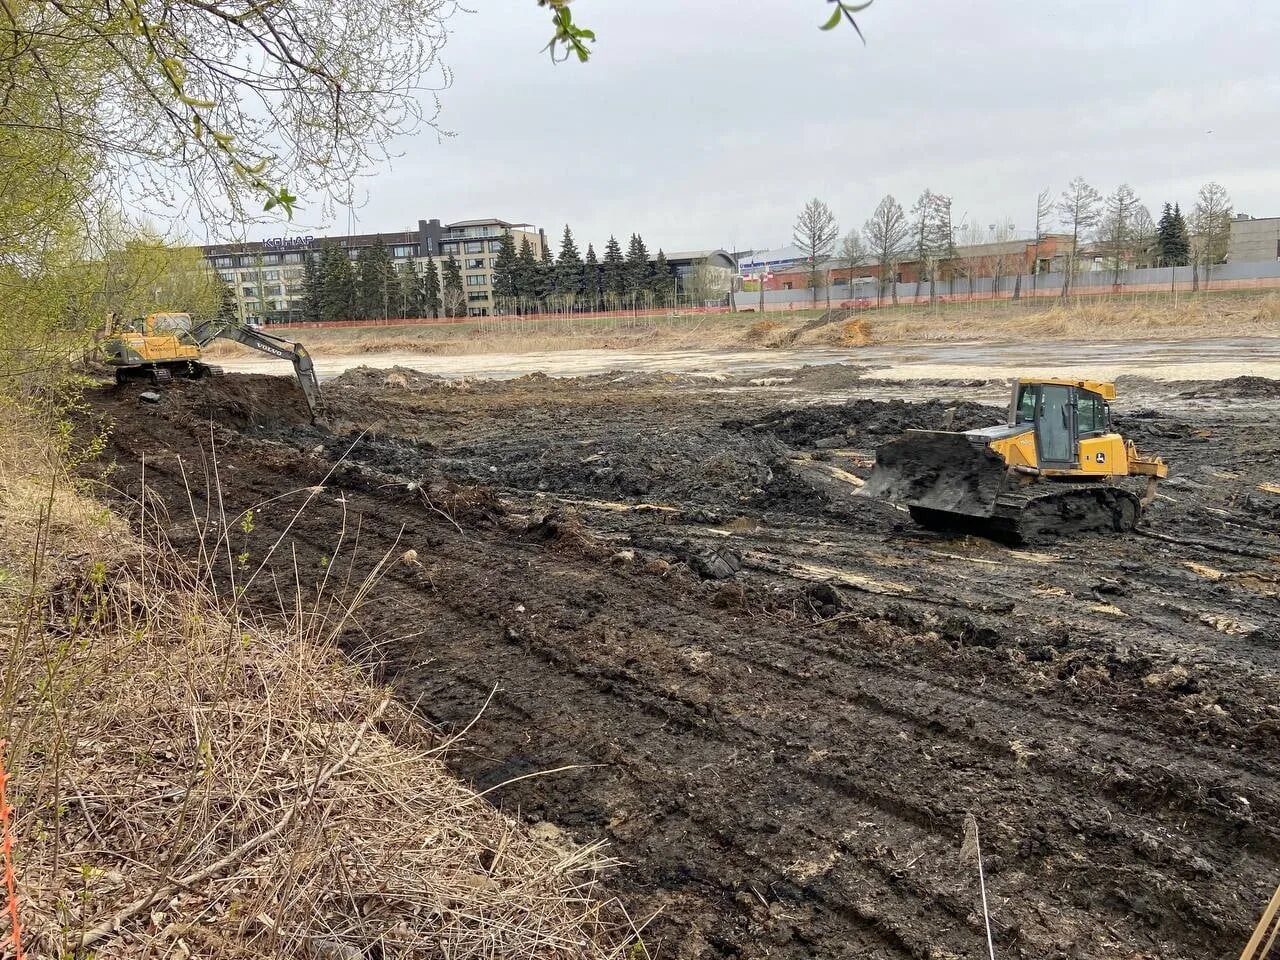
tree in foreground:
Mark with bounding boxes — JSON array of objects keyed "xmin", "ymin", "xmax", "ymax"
[
  {"xmin": 793, "ymin": 198, "xmax": 839, "ymax": 306},
  {"xmin": 1057, "ymin": 177, "xmax": 1102, "ymax": 297},
  {"xmin": 864, "ymin": 195, "xmax": 909, "ymax": 306}
]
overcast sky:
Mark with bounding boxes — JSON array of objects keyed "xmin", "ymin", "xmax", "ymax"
[{"xmin": 281, "ymin": 0, "xmax": 1280, "ymax": 254}]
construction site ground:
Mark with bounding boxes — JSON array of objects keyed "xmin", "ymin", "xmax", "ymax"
[{"xmin": 87, "ymin": 361, "xmax": 1280, "ymax": 960}]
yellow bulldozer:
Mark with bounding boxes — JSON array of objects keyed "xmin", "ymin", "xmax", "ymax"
[
  {"xmin": 861, "ymin": 378, "xmax": 1167, "ymax": 540},
  {"xmin": 102, "ymin": 312, "xmax": 321, "ymax": 420}
]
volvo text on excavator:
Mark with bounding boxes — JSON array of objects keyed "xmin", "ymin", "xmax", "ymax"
[
  {"xmin": 102, "ymin": 312, "xmax": 321, "ymax": 420},
  {"xmin": 861, "ymin": 378, "xmax": 1167, "ymax": 541}
]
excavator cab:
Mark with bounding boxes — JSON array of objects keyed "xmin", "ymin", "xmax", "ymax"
[{"xmin": 861, "ymin": 378, "xmax": 1167, "ymax": 541}]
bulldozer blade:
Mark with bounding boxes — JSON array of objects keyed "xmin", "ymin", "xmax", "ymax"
[{"xmin": 860, "ymin": 430, "xmax": 1009, "ymax": 519}]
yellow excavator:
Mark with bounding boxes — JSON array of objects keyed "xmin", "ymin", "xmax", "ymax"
[
  {"xmin": 861, "ymin": 378, "xmax": 1167, "ymax": 540},
  {"xmin": 102, "ymin": 312, "xmax": 321, "ymax": 420}
]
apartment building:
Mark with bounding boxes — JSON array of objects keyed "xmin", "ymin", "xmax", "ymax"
[{"xmin": 202, "ymin": 217, "xmax": 546, "ymax": 322}]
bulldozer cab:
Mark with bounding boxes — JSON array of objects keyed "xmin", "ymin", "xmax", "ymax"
[{"xmin": 1010, "ymin": 380, "xmax": 1114, "ymax": 470}]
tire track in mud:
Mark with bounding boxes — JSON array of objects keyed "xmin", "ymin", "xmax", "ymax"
[{"xmin": 127, "ymin": 450, "xmax": 1262, "ymax": 958}]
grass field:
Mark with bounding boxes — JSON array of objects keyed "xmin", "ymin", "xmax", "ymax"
[{"xmin": 202, "ymin": 290, "xmax": 1280, "ymax": 360}]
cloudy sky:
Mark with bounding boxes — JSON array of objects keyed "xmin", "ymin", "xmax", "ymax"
[{"xmin": 283, "ymin": 0, "xmax": 1279, "ymax": 254}]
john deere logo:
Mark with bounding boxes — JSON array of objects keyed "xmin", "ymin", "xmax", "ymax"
[{"xmin": 1096, "ymin": 452, "xmax": 1107, "ymax": 464}]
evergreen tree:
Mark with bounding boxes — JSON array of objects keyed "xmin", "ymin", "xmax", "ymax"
[
  {"xmin": 536, "ymin": 241, "xmax": 554, "ymax": 310},
  {"xmin": 624, "ymin": 233, "xmax": 650, "ymax": 297},
  {"xmin": 649, "ymin": 248, "xmax": 672, "ymax": 306},
  {"xmin": 601, "ymin": 235, "xmax": 626, "ymax": 306},
  {"xmin": 217, "ymin": 279, "xmax": 238, "ymax": 322},
  {"xmin": 583, "ymin": 243, "xmax": 601, "ymax": 312},
  {"xmin": 1156, "ymin": 202, "xmax": 1193, "ymax": 267},
  {"xmin": 300, "ymin": 252, "xmax": 322, "ymax": 322},
  {"xmin": 1171, "ymin": 203, "xmax": 1191, "ymax": 266},
  {"xmin": 319, "ymin": 245, "xmax": 356, "ymax": 322},
  {"xmin": 421, "ymin": 257, "xmax": 441, "ymax": 318},
  {"xmin": 441, "ymin": 254, "xmax": 464, "ymax": 318},
  {"xmin": 554, "ymin": 224, "xmax": 584, "ymax": 306},
  {"xmin": 396, "ymin": 260, "xmax": 422, "ymax": 318},
  {"xmin": 491, "ymin": 230, "xmax": 518, "ymax": 313},
  {"xmin": 515, "ymin": 237, "xmax": 539, "ymax": 312},
  {"xmin": 354, "ymin": 238, "xmax": 394, "ymax": 320}
]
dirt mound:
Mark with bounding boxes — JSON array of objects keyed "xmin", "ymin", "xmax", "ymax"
[
  {"xmin": 107, "ymin": 373, "xmax": 315, "ymax": 430},
  {"xmin": 329, "ymin": 364, "xmax": 451, "ymax": 391},
  {"xmin": 1179, "ymin": 375, "xmax": 1280, "ymax": 399},
  {"xmin": 737, "ymin": 398, "xmax": 1003, "ymax": 448},
  {"xmin": 446, "ymin": 426, "xmax": 803, "ymax": 510}
]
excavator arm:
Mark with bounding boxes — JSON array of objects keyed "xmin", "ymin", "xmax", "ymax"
[{"xmin": 190, "ymin": 320, "xmax": 322, "ymax": 420}]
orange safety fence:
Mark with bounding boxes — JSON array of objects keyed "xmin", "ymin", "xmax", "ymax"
[{"xmin": 0, "ymin": 741, "xmax": 22, "ymax": 960}]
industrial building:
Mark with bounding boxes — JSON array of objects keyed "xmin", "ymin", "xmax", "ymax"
[{"xmin": 1227, "ymin": 214, "xmax": 1280, "ymax": 263}]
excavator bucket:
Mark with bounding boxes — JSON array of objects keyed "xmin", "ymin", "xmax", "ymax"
[{"xmin": 861, "ymin": 430, "xmax": 1010, "ymax": 520}]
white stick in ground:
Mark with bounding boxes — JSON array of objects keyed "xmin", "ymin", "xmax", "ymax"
[{"xmin": 960, "ymin": 812, "xmax": 997, "ymax": 960}]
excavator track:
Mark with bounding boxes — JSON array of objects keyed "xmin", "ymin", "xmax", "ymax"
[{"xmin": 911, "ymin": 483, "xmax": 1143, "ymax": 544}]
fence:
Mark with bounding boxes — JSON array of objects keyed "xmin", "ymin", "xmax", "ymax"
[{"xmin": 743, "ymin": 259, "xmax": 1280, "ymax": 311}]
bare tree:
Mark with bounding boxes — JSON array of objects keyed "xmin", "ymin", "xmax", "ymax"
[
  {"xmin": 1191, "ymin": 182, "xmax": 1232, "ymax": 289},
  {"xmin": 989, "ymin": 218, "xmax": 1017, "ymax": 300},
  {"xmin": 910, "ymin": 190, "xmax": 953, "ymax": 303},
  {"xmin": 1031, "ymin": 188, "xmax": 1053, "ymax": 295},
  {"xmin": 838, "ymin": 229, "xmax": 868, "ymax": 300},
  {"xmin": 955, "ymin": 218, "xmax": 987, "ymax": 297},
  {"xmin": 910, "ymin": 189, "xmax": 936, "ymax": 302},
  {"xmin": 685, "ymin": 259, "xmax": 733, "ymax": 304},
  {"xmin": 1099, "ymin": 184, "xmax": 1142, "ymax": 284},
  {"xmin": 1130, "ymin": 206, "xmax": 1157, "ymax": 269},
  {"xmin": 1057, "ymin": 177, "xmax": 1102, "ymax": 298},
  {"xmin": 864, "ymin": 195, "xmax": 909, "ymax": 306},
  {"xmin": 793, "ymin": 198, "xmax": 839, "ymax": 306}
]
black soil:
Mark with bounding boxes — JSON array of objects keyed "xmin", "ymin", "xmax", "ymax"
[{"xmin": 86, "ymin": 367, "xmax": 1280, "ymax": 960}]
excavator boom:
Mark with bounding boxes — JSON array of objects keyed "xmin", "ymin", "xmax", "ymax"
[{"xmin": 190, "ymin": 320, "xmax": 322, "ymax": 420}]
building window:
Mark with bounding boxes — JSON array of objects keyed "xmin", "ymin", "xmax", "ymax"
[
  {"xmin": 465, "ymin": 274, "xmax": 487, "ymax": 286},
  {"xmin": 441, "ymin": 241, "xmax": 459, "ymax": 255},
  {"xmin": 262, "ymin": 270, "xmax": 279, "ymax": 281},
  {"xmin": 213, "ymin": 256, "xmax": 233, "ymax": 268},
  {"xmin": 242, "ymin": 285, "xmax": 257, "ymax": 297},
  {"xmin": 260, "ymin": 254, "xmax": 280, "ymax": 265},
  {"xmin": 264, "ymin": 284, "xmax": 282, "ymax": 296},
  {"xmin": 393, "ymin": 244, "xmax": 417, "ymax": 258},
  {"xmin": 468, "ymin": 307, "xmax": 487, "ymax": 316},
  {"xmin": 783, "ymin": 282, "xmax": 793, "ymax": 290},
  {"xmin": 283, "ymin": 252, "xmax": 303, "ymax": 263},
  {"xmin": 464, "ymin": 241, "xmax": 484, "ymax": 254},
  {"xmin": 218, "ymin": 271, "xmax": 235, "ymax": 282},
  {"xmin": 466, "ymin": 258, "xmax": 485, "ymax": 269},
  {"xmin": 488, "ymin": 239, "xmax": 503, "ymax": 252}
]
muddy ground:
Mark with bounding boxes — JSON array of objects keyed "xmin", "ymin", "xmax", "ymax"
[{"xmin": 88, "ymin": 364, "xmax": 1280, "ymax": 959}]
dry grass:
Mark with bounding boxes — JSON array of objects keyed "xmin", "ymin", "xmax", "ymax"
[
  {"xmin": 865, "ymin": 293, "xmax": 1280, "ymax": 345},
  {"xmin": 204, "ymin": 292, "xmax": 1280, "ymax": 366},
  {"xmin": 0, "ymin": 419, "xmax": 638, "ymax": 958}
]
